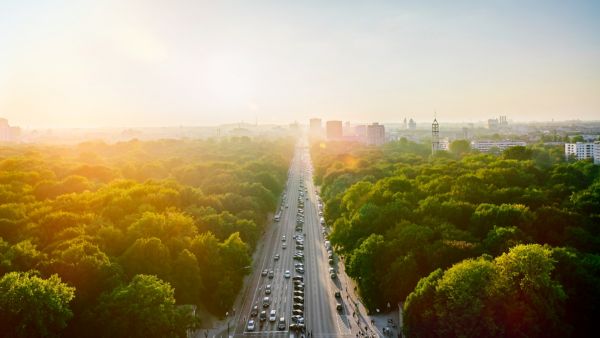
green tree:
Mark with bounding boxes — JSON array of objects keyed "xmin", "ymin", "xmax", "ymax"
[
  {"xmin": 95, "ymin": 274, "xmax": 199, "ymax": 338},
  {"xmin": 0, "ymin": 271, "xmax": 75, "ymax": 337},
  {"xmin": 121, "ymin": 237, "xmax": 171, "ymax": 279},
  {"xmin": 449, "ymin": 139, "xmax": 471, "ymax": 156}
]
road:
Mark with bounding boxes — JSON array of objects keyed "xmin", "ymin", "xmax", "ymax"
[{"xmin": 231, "ymin": 139, "xmax": 356, "ymax": 337}]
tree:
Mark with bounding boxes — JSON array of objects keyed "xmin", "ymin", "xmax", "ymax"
[
  {"xmin": 171, "ymin": 249, "xmax": 203, "ymax": 304},
  {"xmin": 95, "ymin": 274, "xmax": 199, "ymax": 338},
  {"xmin": 449, "ymin": 139, "xmax": 471, "ymax": 156},
  {"xmin": 0, "ymin": 271, "xmax": 75, "ymax": 337},
  {"xmin": 502, "ymin": 146, "xmax": 533, "ymax": 160},
  {"xmin": 121, "ymin": 237, "xmax": 171, "ymax": 279}
]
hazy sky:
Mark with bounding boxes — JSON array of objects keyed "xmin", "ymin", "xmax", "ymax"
[{"xmin": 1, "ymin": 0, "xmax": 599, "ymax": 127}]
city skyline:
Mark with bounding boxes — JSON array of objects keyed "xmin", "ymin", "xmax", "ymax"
[{"xmin": 1, "ymin": 0, "xmax": 599, "ymax": 128}]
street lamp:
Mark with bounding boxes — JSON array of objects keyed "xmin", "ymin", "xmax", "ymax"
[{"xmin": 225, "ymin": 312, "xmax": 229, "ymax": 337}]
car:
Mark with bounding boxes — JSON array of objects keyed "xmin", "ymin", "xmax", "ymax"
[
  {"xmin": 329, "ymin": 258, "xmax": 334, "ymax": 265},
  {"xmin": 269, "ymin": 309, "xmax": 277, "ymax": 322},
  {"xmin": 251, "ymin": 305, "xmax": 259, "ymax": 317},
  {"xmin": 296, "ymin": 245, "xmax": 304, "ymax": 250},
  {"xmin": 274, "ymin": 254, "xmax": 280, "ymax": 261},
  {"xmin": 292, "ymin": 276, "xmax": 303, "ymax": 282},
  {"xmin": 291, "ymin": 315, "xmax": 304, "ymax": 323},
  {"xmin": 292, "ymin": 309, "xmax": 304, "ymax": 316},
  {"xmin": 247, "ymin": 319, "xmax": 255, "ymax": 331},
  {"xmin": 330, "ymin": 272, "xmax": 337, "ymax": 279},
  {"xmin": 260, "ymin": 310, "xmax": 267, "ymax": 321},
  {"xmin": 265, "ymin": 284, "xmax": 271, "ymax": 294},
  {"xmin": 268, "ymin": 270, "xmax": 274, "ymax": 279},
  {"xmin": 294, "ymin": 284, "xmax": 304, "ymax": 291},
  {"xmin": 277, "ymin": 317, "xmax": 286, "ymax": 330},
  {"xmin": 282, "ymin": 235, "xmax": 286, "ymax": 242},
  {"xmin": 293, "ymin": 296, "xmax": 304, "ymax": 303},
  {"xmin": 261, "ymin": 269, "xmax": 268, "ymax": 276},
  {"xmin": 293, "ymin": 255, "xmax": 304, "ymax": 261},
  {"xmin": 262, "ymin": 297, "xmax": 270, "ymax": 308},
  {"xmin": 336, "ymin": 303, "xmax": 343, "ymax": 311},
  {"xmin": 294, "ymin": 291, "xmax": 304, "ymax": 298},
  {"xmin": 282, "ymin": 243, "xmax": 287, "ymax": 249},
  {"xmin": 335, "ymin": 291, "xmax": 341, "ymax": 298},
  {"xmin": 293, "ymin": 303, "xmax": 304, "ymax": 310},
  {"xmin": 295, "ymin": 267, "xmax": 304, "ymax": 274},
  {"xmin": 329, "ymin": 267, "xmax": 335, "ymax": 274},
  {"xmin": 284, "ymin": 270, "xmax": 291, "ymax": 278}
]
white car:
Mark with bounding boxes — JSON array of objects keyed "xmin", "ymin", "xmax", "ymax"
[
  {"xmin": 269, "ymin": 309, "xmax": 277, "ymax": 322},
  {"xmin": 284, "ymin": 270, "xmax": 291, "ymax": 278},
  {"xmin": 247, "ymin": 319, "xmax": 255, "ymax": 331}
]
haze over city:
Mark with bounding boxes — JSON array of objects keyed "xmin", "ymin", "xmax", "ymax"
[{"xmin": 1, "ymin": 0, "xmax": 599, "ymax": 128}]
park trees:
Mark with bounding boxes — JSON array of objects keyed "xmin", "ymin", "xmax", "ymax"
[{"xmin": 0, "ymin": 271, "xmax": 75, "ymax": 337}]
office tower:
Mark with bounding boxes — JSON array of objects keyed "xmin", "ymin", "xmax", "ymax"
[
  {"xmin": 309, "ymin": 118, "xmax": 322, "ymax": 137},
  {"xmin": 326, "ymin": 120, "xmax": 343, "ymax": 140},
  {"xmin": 366, "ymin": 123, "xmax": 385, "ymax": 146}
]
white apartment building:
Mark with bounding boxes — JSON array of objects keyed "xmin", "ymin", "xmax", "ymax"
[
  {"xmin": 471, "ymin": 140, "xmax": 526, "ymax": 152},
  {"xmin": 595, "ymin": 142, "xmax": 600, "ymax": 165},
  {"xmin": 565, "ymin": 142, "xmax": 595, "ymax": 161}
]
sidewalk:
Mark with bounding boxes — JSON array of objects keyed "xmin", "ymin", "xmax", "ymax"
[{"xmin": 337, "ymin": 256, "xmax": 402, "ymax": 338}]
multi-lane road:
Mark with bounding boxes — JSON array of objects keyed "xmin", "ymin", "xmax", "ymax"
[{"xmin": 231, "ymin": 140, "xmax": 355, "ymax": 337}]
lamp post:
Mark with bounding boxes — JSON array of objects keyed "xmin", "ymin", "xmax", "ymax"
[{"xmin": 225, "ymin": 312, "xmax": 229, "ymax": 337}]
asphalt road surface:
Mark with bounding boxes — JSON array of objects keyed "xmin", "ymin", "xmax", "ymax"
[{"xmin": 232, "ymin": 140, "xmax": 355, "ymax": 338}]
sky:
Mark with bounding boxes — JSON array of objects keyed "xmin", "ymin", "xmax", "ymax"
[{"xmin": 1, "ymin": 0, "xmax": 599, "ymax": 128}]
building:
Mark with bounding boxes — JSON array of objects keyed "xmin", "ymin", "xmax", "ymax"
[
  {"xmin": 309, "ymin": 118, "xmax": 322, "ymax": 137},
  {"xmin": 487, "ymin": 118, "xmax": 499, "ymax": 129},
  {"xmin": 0, "ymin": 118, "xmax": 21, "ymax": 142},
  {"xmin": 366, "ymin": 123, "xmax": 385, "ymax": 146},
  {"xmin": 432, "ymin": 118, "xmax": 440, "ymax": 154},
  {"xmin": 325, "ymin": 120, "xmax": 343, "ymax": 140},
  {"xmin": 440, "ymin": 138, "xmax": 450, "ymax": 151},
  {"xmin": 408, "ymin": 118, "xmax": 416, "ymax": 130},
  {"xmin": 565, "ymin": 142, "xmax": 595, "ymax": 161},
  {"xmin": 471, "ymin": 140, "xmax": 526, "ymax": 152},
  {"xmin": 595, "ymin": 142, "xmax": 600, "ymax": 165}
]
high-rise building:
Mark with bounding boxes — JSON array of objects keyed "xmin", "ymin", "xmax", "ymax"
[
  {"xmin": 432, "ymin": 118, "xmax": 440, "ymax": 154},
  {"xmin": 488, "ymin": 118, "xmax": 499, "ymax": 129},
  {"xmin": 565, "ymin": 142, "xmax": 595, "ymax": 161},
  {"xmin": 326, "ymin": 120, "xmax": 343, "ymax": 140},
  {"xmin": 309, "ymin": 118, "xmax": 322, "ymax": 137},
  {"xmin": 366, "ymin": 123, "xmax": 385, "ymax": 146},
  {"xmin": 408, "ymin": 118, "xmax": 416, "ymax": 129},
  {"xmin": 0, "ymin": 118, "xmax": 20, "ymax": 142}
]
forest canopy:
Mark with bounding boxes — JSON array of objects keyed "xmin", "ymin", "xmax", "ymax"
[
  {"xmin": 312, "ymin": 139, "xmax": 600, "ymax": 337},
  {"xmin": 0, "ymin": 137, "xmax": 293, "ymax": 337}
]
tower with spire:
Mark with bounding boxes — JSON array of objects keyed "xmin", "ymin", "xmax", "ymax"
[{"xmin": 432, "ymin": 117, "xmax": 440, "ymax": 155}]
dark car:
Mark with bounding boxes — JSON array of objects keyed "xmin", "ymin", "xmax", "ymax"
[
  {"xmin": 334, "ymin": 291, "xmax": 341, "ymax": 298},
  {"xmin": 293, "ymin": 296, "xmax": 304, "ymax": 303},
  {"xmin": 336, "ymin": 303, "xmax": 343, "ymax": 311},
  {"xmin": 260, "ymin": 310, "xmax": 267, "ymax": 321},
  {"xmin": 293, "ymin": 303, "xmax": 304, "ymax": 310},
  {"xmin": 292, "ymin": 309, "xmax": 304, "ymax": 316},
  {"xmin": 251, "ymin": 305, "xmax": 259, "ymax": 316}
]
